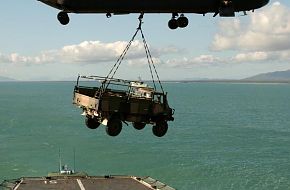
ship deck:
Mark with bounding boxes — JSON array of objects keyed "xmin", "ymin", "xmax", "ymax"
[{"xmin": 1, "ymin": 175, "xmax": 175, "ymax": 190}]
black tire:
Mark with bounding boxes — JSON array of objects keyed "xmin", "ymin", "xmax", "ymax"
[
  {"xmin": 168, "ymin": 19, "xmax": 178, "ymax": 30},
  {"xmin": 106, "ymin": 118, "xmax": 122, "ymax": 137},
  {"xmin": 177, "ymin": 16, "xmax": 189, "ymax": 28},
  {"xmin": 57, "ymin": 12, "xmax": 70, "ymax": 25},
  {"xmin": 85, "ymin": 117, "xmax": 100, "ymax": 129},
  {"xmin": 152, "ymin": 121, "xmax": 168, "ymax": 137},
  {"xmin": 133, "ymin": 122, "xmax": 146, "ymax": 130}
]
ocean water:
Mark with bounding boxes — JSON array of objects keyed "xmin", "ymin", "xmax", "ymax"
[{"xmin": 1, "ymin": 81, "xmax": 290, "ymax": 189}]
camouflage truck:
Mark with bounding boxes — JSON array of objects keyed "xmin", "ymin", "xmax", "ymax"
[{"xmin": 73, "ymin": 76, "xmax": 174, "ymax": 137}]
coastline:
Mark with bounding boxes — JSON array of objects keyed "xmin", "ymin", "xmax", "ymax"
[{"xmin": 1, "ymin": 79, "xmax": 290, "ymax": 84}]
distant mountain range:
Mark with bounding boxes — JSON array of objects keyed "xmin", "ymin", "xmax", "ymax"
[
  {"xmin": 243, "ymin": 69, "xmax": 290, "ymax": 82},
  {"xmin": 1, "ymin": 70, "xmax": 290, "ymax": 82}
]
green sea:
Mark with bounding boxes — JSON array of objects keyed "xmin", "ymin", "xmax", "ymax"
[{"xmin": 1, "ymin": 81, "xmax": 290, "ymax": 189}]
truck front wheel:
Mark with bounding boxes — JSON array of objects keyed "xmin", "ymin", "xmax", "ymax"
[
  {"xmin": 133, "ymin": 122, "xmax": 146, "ymax": 130},
  {"xmin": 85, "ymin": 117, "xmax": 100, "ymax": 129},
  {"xmin": 152, "ymin": 121, "xmax": 168, "ymax": 137},
  {"xmin": 106, "ymin": 118, "xmax": 122, "ymax": 136}
]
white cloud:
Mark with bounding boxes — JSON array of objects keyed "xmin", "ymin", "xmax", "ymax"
[
  {"xmin": 164, "ymin": 55, "xmax": 224, "ymax": 67},
  {"xmin": 0, "ymin": 51, "xmax": 56, "ymax": 65},
  {"xmin": 163, "ymin": 50, "xmax": 290, "ymax": 68},
  {"xmin": 60, "ymin": 40, "xmax": 140, "ymax": 63},
  {"xmin": 0, "ymin": 53, "xmax": 8, "ymax": 63},
  {"xmin": 233, "ymin": 52, "xmax": 269, "ymax": 63},
  {"xmin": 279, "ymin": 50, "xmax": 290, "ymax": 61},
  {"xmin": 127, "ymin": 57, "xmax": 162, "ymax": 67},
  {"xmin": 211, "ymin": 2, "xmax": 290, "ymax": 52},
  {"xmin": 0, "ymin": 41, "xmax": 181, "ymax": 66}
]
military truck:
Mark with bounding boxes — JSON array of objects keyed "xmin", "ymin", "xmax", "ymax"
[{"xmin": 73, "ymin": 75, "xmax": 174, "ymax": 137}]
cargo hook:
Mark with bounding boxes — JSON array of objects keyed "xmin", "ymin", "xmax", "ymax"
[{"xmin": 138, "ymin": 13, "xmax": 144, "ymax": 29}]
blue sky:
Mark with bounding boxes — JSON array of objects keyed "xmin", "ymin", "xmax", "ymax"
[{"xmin": 0, "ymin": 0, "xmax": 290, "ymax": 80}]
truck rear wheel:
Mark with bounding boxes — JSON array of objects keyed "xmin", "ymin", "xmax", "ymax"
[
  {"xmin": 85, "ymin": 117, "xmax": 100, "ymax": 129},
  {"xmin": 106, "ymin": 118, "xmax": 122, "ymax": 136},
  {"xmin": 152, "ymin": 121, "xmax": 168, "ymax": 137},
  {"xmin": 133, "ymin": 122, "xmax": 146, "ymax": 130}
]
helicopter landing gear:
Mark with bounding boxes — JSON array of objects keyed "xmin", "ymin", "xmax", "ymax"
[
  {"xmin": 219, "ymin": 0, "xmax": 235, "ymax": 17},
  {"xmin": 177, "ymin": 14, "xmax": 189, "ymax": 28},
  {"xmin": 57, "ymin": 11, "xmax": 70, "ymax": 25},
  {"xmin": 168, "ymin": 13, "xmax": 189, "ymax": 30},
  {"xmin": 168, "ymin": 13, "xmax": 178, "ymax": 30},
  {"xmin": 106, "ymin": 13, "xmax": 112, "ymax": 18}
]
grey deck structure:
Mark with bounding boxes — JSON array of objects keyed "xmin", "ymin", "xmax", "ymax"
[{"xmin": 1, "ymin": 175, "xmax": 175, "ymax": 190}]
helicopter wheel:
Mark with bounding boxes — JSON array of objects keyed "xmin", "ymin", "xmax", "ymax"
[
  {"xmin": 177, "ymin": 15, "xmax": 189, "ymax": 28},
  {"xmin": 168, "ymin": 13, "xmax": 188, "ymax": 29},
  {"xmin": 57, "ymin": 11, "xmax": 70, "ymax": 25},
  {"xmin": 168, "ymin": 19, "xmax": 178, "ymax": 30}
]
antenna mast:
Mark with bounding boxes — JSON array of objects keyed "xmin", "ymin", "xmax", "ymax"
[
  {"xmin": 59, "ymin": 148, "xmax": 62, "ymax": 173},
  {"xmin": 73, "ymin": 148, "xmax": 76, "ymax": 173}
]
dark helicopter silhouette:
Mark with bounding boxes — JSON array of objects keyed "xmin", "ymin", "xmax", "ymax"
[{"xmin": 38, "ymin": 0, "xmax": 269, "ymax": 29}]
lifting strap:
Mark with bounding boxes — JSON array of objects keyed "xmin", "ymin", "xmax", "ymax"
[{"xmin": 102, "ymin": 14, "xmax": 164, "ymax": 94}]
